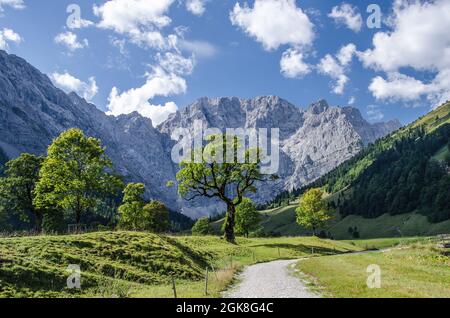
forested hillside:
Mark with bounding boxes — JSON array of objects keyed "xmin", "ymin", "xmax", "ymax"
[
  {"xmin": 306, "ymin": 102, "xmax": 450, "ymax": 223},
  {"xmin": 0, "ymin": 147, "xmax": 7, "ymax": 175}
]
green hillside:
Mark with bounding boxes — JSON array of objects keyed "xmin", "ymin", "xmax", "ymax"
[
  {"xmin": 212, "ymin": 204, "xmax": 450, "ymax": 239},
  {"xmin": 306, "ymin": 102, "xmax": 450, "ymax": 223},
  {"xmin": 0, "ymin": 231, "xmax": 360, "ymax": 298},
  {"xmin": 256, "ymin": 102, "xmax": 450, "ymax": 238}
]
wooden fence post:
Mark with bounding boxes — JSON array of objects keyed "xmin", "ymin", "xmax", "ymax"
[
  {"xmin": 172, "ymin": 277, "xmax": 177, "ymax": 298},
  {"xmin": 205, "ymin": 268, "xmax": 209, "ymax": 296}
]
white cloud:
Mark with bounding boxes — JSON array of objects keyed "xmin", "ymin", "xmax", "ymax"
[
  {"xmin": 280, "ymin": 48, "xmax": 310, "ymax": 78},
  {"xmin": 93, "ymin": 0, "xmax": 178, "ymax": 51},
  {"xmin": 179, "ymin": 39, "xmax": 217, "ymax": 58},
  {"xmin": 348, "ymin": 96, "xmax": 355, "ymax": 105},
  {"xmin": 317, "ymin": 54, "xmax": 348, "ymax": 94},
  {"xmin": 230, "ymin": 0, "xmax": 314, "ymax": 51},
  {"xmin": 360, "ymin": 0, "xmax": 450, "ymax": 107},
  {"xmin": 50, "ymin": 72, "xmax": 98, "ymax": 102},
  {"xmin": 317, "ymin": 43, "xmax": 356, "ymax": 94},
  {"xmin": 366, "ymin": 105, "xmax": 384, "ymax": 122},
  {"xmin": 0, "ymin": 0, "xmax": 25, "ymax": 12},
  {"xmin": 369, "ymin": 73, "xmax": 428, "ymax": 102},
  {"xmin": 186, "ymin": 0, "xmax": 206, "ymax": 16},
  {"xmin": 94, "ymin": 0, "xmax": 174, "ymax": 33},
  {"xmin": 110, "ymin": 37, "xmax": 128, "ymax": 55},
  {"xmin": 0, "ymin": 28, "xmax": 21, "ymax": 50},
  {"xmin": 369, "ymin": 71, "xmax": 450, "ymax": 107},
  {"xmin": 317, "ymin": 43, "xmax": 357, "ymax": 95},
  {"xmin": 337, "ymin": 43, "xmax": 356, "ymax": 66},
  {"xmin": 94, "ymin": 0, "xmax": 210, "ymax": 122},
  {"xmin": 54, "ymin": 32, "xmax": 88, "ymax": 51},
  {"xmin": 106, "ymin": 67, "xmax": 186, "ymax": 126},
  {"xmin": 359, "ymin": 0, "xmax": 450, "ymax": 72},
  {"xmin": 328, "ymin": 3, "xmax": 363, "ymax": 33},
  {"xmin": 156, "ymin": 52, "xmax": 195, "ymax": 75},
  {"xmin": 68, "ymin": 18, "xmax": 94, "ymax": 29}
]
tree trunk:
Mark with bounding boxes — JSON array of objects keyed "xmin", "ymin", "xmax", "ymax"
[
  {"xmin": 224, "ymin": 203, "xmax": 236, "ymax": 243},
  {"xmin": 35, "ymin": 210, "xmax": 43, "ymax": 234},
  {"xmin": 75, "ymin": 208, "xmax": 82, "ymax": 226}
]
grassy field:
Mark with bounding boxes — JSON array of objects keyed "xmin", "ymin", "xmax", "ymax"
[
  {"xmin": 432, "ymin": 145, "xmax": 449, "ymax": 162},
  {"xmin": 0, "ymin": 231, "xmax": 361, "ymax": 298},
  {"xmin": 329, "ymin": 213, "xmax": 450, "ymax": 239},
  {"xmin": 297, "ymin": 243, "xmax": 450, "ymax": 298},
  {"xmin": 212, "ymin": 204, "xmax": 450, "ymax": 239}
]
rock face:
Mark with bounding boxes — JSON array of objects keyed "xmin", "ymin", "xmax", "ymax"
[
  {"xmin": 0, "ymin": 50, "xmax": 179, "ymax": 210},
  {"xmin": 0, "ymin": 51, "xmax": 401, "ymax": 218},
  {"xmin": 159, "ymin": 97, "xmax": 401, "ymax": 217}
]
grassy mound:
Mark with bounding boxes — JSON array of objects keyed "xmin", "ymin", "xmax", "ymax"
[{"xmin": 0, "ymin": 232, "xmax": 361, "ymax": 298}]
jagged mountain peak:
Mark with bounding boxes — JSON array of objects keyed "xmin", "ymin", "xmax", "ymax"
[
  {"xmin": 0, "ymin": 50, "xmax": 402, "ymax": 218},
  {"xmin": 306, "ymin": 99, "xmax": 330, "ymax": 114}
]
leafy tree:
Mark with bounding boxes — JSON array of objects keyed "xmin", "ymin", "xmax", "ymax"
[
  {"xmin": 34, "ymin": 129, "xmax": 123, "ymax": 225},
  {"xmin": 296, "ymin": 188, "xmax": 333, "ymax": 235},
  {"xmin": 118, "ymin": 183, "xmax": 146, "ymax": 230},
  {"xmin": 0, "ymin": 154, "xmax": 43, "ymax": 231},
  {"xmin": 118, "ymin": 184, "xmax": 169, "ymax": 232},
  {"xmin": 142, "ymin": 201, "xmax": 169, "ymax": 233},
  {"xmin": 191, "ymin": 217, "xmax": 213, "ymax": 236},
  {"xmin": 42, "ymin": 209, "xmax": 65, "ymax": 234},
  {"xmin": 177, "ymin": 134, "xmax": 275, "ymax": 243},
  {"xmin": 235, "ymin": 198, "xmax": 260, "ymax": 237}
]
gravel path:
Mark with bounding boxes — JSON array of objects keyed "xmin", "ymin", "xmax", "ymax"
[{"xmin": 223, "ymin": 259, "xmax": 320, "ymax": 298}]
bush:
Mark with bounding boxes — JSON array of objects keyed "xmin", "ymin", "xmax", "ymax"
[
  {"xmin": 142, "ymin": 201, "xmax": 169, "ymax": 233},
  {"xmin": 191, "ymin": 217, "xmax": 212, "ymax": 236}
]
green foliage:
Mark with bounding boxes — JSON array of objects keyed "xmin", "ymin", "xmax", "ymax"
[
  {"xmin": 42, "ymin": 209, "xmax": 65, "ymax": 234},
  {"xmin": 118, "ymin": 183, "xmax": 145, "ymax": 230},
  {"xmin": 122, "ymin": 183, "xmax": 145, "ymax": 204},
  {"xmin": 296, "ymin": 188, "xmax": 333, "ymax": 235},
  {"xmin": 177, "ymin": 134, "xmax": 274, "ymax": 242},
  {"xmin": 34, "ymin": 129, "xmax": 123, "ymax": 224},
  {"xmin": 0, "ymin": 154, "xmax": 43, "ymax": 231},
  {"xmin": 445, "ymin": 152, "xmax": 450, "ymax": 166},
  {"xmin": 235, "ymin": 198, "xmax": 260, "ymax": 237},
  {"xmin": 118, "ymin": 202, "xmax": 144, "ymax": 230},
  {"xmin": 168, "ymin": 210, "xmax": 194, "ymax": 232},
  {"xmin": 142, "ymin": 201, "xmax": 170, "ymax": 233},
  {"xmin": 118, "ymin": 183, "xmax": 169, "ymax": 232},
  {"xmin": 0, "ymin": 146, "xmax": 8, "ymax": 176},
  {"xmin": 335, "ymin": 125, "xmax": 450, "ymax": 222},
  {"xmin": 191, "ymin": 217, "xmax": 213, "ymax": 236}
]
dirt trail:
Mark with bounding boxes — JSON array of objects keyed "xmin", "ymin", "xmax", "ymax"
[{"xmin": 223, "ymin": 259, "xmax": 320, "ymax": 298}]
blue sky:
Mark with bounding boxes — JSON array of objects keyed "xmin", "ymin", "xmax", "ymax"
[{"xmin": 1, "ymin": 0, "xmax": 450, "ymax": 126}]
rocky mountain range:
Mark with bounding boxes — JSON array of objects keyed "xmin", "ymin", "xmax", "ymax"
[{"xmin": 0, "ymin": 50, "xmax": 401, "ymax": 218}]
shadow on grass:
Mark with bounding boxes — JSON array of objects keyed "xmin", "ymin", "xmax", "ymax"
[{"xmin": 163, "ymin": 236, "xmax": 211, "ymax": 269}]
